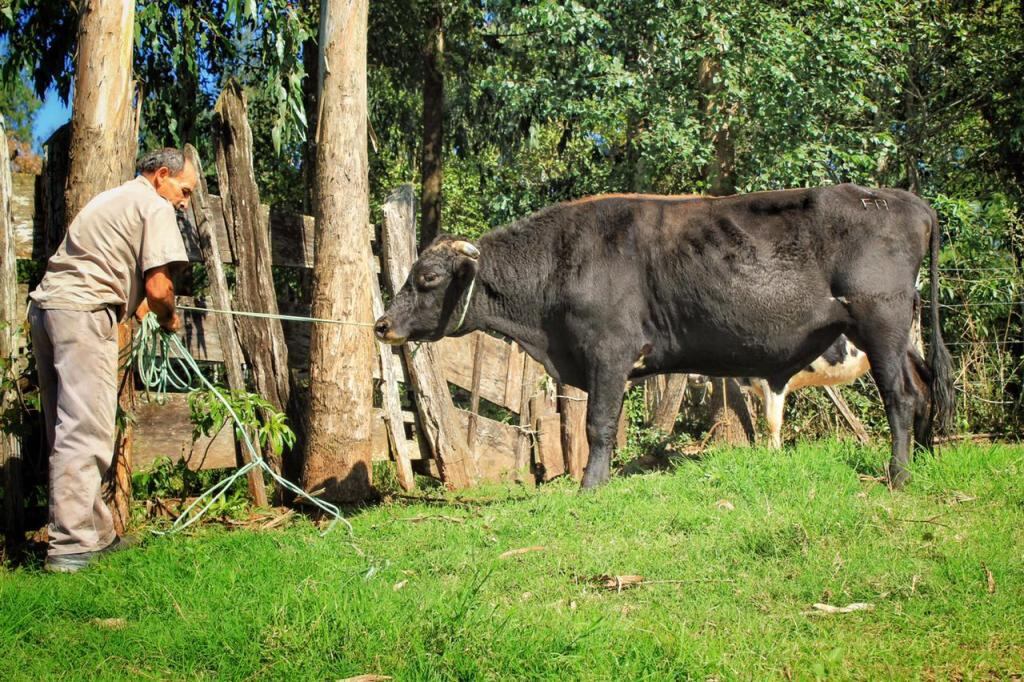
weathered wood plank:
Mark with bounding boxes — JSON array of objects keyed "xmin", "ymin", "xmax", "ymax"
[
  {"xmin": 452, "ymin": 409, "xmax": 518, "ymax": 482},
  {"xmin": 370, "ymin": 252, "xmax": 416, "ymax": 491},
  {"xmin": 213, "ymin": 82, "xmax": 291, "ymax": 423},
  {"xmin": 1, "ymin": 117, "xmax": 24, "ymax": 542},
  {"xmin": 185, "ymin": 144, "xmax": 267, "ymax": 507},
  {"xmin": 823, "ymin": 385, "xmax": 871, "ymax": 444},
  {"xmin": 558, "ymin": 384, "xmax": 588, "ymax": 482},
  {"xmin": 646, "ymin": 374, "xmax": 688, "ymax": 433},
  {"xmin": 381, "ymin": 184, "xmax": 474, "ymax": 488},
  {"xmin": 133, "ymin": 392, "xmax": 237, "ymax": 471},
  {"xmin": 436, "ymin": 332, "xmax": 518, "ymax": 410},
  {"xmin": 134, "ymin": 394, "xmax": 415, "ymax": 473},
  {"xmin": 534, "ymin": 413, "xmax": 564, "ymax": 481},
  {"xmin": 514, "ymin": 355, "xmax": 541, "ymax": 484},
  {"xmin": 10, "ymin": 172, "xmax": 35, "ymax": 259}
]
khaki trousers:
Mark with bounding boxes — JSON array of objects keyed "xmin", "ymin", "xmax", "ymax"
[{"xmin": 28, "ymin": 303, "xmax": 119, "ymax": 556}]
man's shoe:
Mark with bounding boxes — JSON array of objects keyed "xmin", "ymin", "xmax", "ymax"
[
  {"xmin": 44, "ymin": 551, "xmax": 99, "ymax": 573},
  {"xmin": 101, "ymin": 534, "xmax": 140, "ymax": 554},
  {"xmin": 44, "ymin": 535, "xmax": 139, "ymax": 573}
]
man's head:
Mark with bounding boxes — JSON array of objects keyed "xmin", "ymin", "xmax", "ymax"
[{"xmin": 136, "ymin": 148, "xmax": 198, "ymax": 211}]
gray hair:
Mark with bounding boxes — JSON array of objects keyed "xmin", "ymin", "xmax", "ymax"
[{"xmin": 136, "ymin": 147, "xmax": 187, "ymax": 176}]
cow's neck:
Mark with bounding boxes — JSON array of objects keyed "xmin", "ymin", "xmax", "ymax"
[{"xmin": 460, "ymin": 226, "xmax": 555, "ymax": 369}]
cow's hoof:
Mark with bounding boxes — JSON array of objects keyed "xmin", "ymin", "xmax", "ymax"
[
  {"xmin": 580, "ymin": 470, "xmax": 610, "ymax": 490},
  {"xmin": 886, "ymin": 465, "xmax": 911, "ymax": 490}
]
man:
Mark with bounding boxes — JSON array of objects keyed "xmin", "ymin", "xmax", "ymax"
[{"xmin": 28, "ymin": 148, "xmax": 196, "ymax": 573}]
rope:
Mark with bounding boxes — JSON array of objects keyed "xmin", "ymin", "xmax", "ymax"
[
  {"xmin": 452, "ymin": 275, "xmax": 477, "ymax": 333},
  {"xmin": 176, "ymin": 304, "xmax": 376, "ymax": 328},
  {"xmin": 130, "ymin": 313, "xmax": 349, "ymax": 536}
]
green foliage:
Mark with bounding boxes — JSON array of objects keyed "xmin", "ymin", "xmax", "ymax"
[
  {"xmin": 0, "ymin": 72, "xmax": 39, "ymax": 143},
  {"xmin": 131, "ymin": 456, "xmax": 249, "ymax": 519},
  {"xmin": 187, "ymin": 387, "xmax": 296, "ymax": 458}
]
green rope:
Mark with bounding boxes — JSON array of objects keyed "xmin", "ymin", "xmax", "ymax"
[
  {"xmin": 130, "ymin": 313, "xmax": 349, "ymax": 536},
  {"xmin": 176, "ymin": 304, "xmax": 376, "ymax": 328}
]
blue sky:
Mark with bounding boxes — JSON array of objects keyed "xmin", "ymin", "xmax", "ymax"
[{"xmin": 32, "ymin": 85, "xmax": 71, "ymax": 151}]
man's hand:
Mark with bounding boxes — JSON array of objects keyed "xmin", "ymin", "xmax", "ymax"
[
  {"xmin": 162, "ymin": 312, "xmax": 183, "ymax": 333},
  {"xmin": 134, "ymin": 298, "xmax": 151, "ymax": 322},
  {"xmin": 143, "ymin": 264, "xmax": 182, "ymax": 332}
]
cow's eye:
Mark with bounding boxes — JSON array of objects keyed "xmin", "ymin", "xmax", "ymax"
[{"xmin": 418, "ymin": 272, "xmax": 442, "ymax": 289}]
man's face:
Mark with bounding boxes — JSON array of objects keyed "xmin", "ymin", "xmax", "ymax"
[{"xmin": 152, "ymin": 160, "xmax": 198, "ymax": 211}]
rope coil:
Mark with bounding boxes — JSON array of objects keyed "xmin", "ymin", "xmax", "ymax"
[{"xmin": 130, "ymin": 313, "xmax": 348, "ymax": 536}]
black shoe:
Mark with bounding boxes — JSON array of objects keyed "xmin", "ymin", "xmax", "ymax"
[{"xmin": 44, "ymin": 535, "xmax": 140, "ymax": 573}]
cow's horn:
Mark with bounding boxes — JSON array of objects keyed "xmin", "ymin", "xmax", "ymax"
[{"xmin": 452, "ymin": 241, "xmax": 480, "ymax": 259}]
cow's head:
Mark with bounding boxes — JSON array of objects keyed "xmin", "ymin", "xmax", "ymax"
[{"xmin": 375, "ymin": 235, "xmax": 481, "ymax": 345}]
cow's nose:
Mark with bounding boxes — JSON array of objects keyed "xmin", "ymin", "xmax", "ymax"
[{"xmin": 374, "ymin": 317, "xmax": 392, "ymax": 339}]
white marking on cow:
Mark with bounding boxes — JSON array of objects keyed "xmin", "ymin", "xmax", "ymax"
[{"xmin": 748, "ymin": 337, "xmax": 871, "ymax": 448}]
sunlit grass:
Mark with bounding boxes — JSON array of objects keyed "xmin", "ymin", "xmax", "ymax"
[{"xmin": 2, "ymin": 441, "xmax": 1022, "ymax": 680}]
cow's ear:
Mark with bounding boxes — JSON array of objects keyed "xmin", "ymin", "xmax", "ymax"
[{"xmin": 456, "ymin": 254, "xmax": 479, "ymax": 280}]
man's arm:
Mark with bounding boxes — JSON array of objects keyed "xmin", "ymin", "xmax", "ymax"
[{"xmin": 137, "ymin": 265, "xmax": 181, "ymax": 332}]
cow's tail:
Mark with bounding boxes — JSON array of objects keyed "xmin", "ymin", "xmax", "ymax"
[{"xmin": 927, "ymin": 208, "xmax": 955, "ymax": 434}]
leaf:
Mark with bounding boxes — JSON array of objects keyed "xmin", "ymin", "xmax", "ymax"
[
  {"xmin": 91, "ymin": 618, "xmax": 127, "ymax": 630},
  {"xmin": 499, "ymin": 546, "xmax": 546, "ymax": 559},
  {"xmin": 807, "ymin": 602, "xmax": 874, "ymax": 615},
  {"xmin": 592, "ymin": 574, "xmax": 645, "ymax": 592}
]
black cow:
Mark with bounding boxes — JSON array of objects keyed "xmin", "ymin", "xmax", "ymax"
[{"xmin": 376, "ymin": 184, "xmax": 954, "ymax": 489}]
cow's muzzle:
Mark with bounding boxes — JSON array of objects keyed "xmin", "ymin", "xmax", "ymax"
[{"xmin": 374, "ymin": 316, "xmax": 407, "ymax": 345}]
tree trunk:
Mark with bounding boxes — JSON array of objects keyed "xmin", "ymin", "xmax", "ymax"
[
  {"xmin": 301, "ymin": 0, "xmax": 376, "ymax": 502},
  {"xmin": 65, "ymin": 0, "xmax": 137, "ymax": 219},
  {"xmin": 698, "ymin": 56, "xmax": 735, "ymax": 197},
  {"xmin": 1, "ymin": 116, "xmax": 24, "ymax": 548},
  {"xmin": 419, "ymin": 0, "xmax": 444, "ymax": 251},
  {"xmin": 65, "ymin": 0, "xmax": 139, "ymax": 528},
  {"xmin": 710, "ymin": 378, "xmax": 755, "ymax": 446}
]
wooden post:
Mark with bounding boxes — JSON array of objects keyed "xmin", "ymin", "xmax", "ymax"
[
  {"xmin": 380, "ymin": 185, "xmax": 473, "ymax": 489},
  {"xmin": 301, "ymin": 0, "xmax": 376, "ymax": 502},
  {"xmin": 823, "ymin": 385, "xmax": 871, "ymax": 445},
  {"xmin": 647, "ymin": 374, "xmax": 688, "ymax": 433},
  {"xmin": 710, "ymin": 377, "xmax": 755, "ymax": 446},
  {"xmin": 531, "ymin": 385, "xmax": 563, "ymax": 481},
  {"xmin": 0, "ymin": 115, "xmax": 24, "ymax": 546},
  {"xmin": 39, "ymin": 125, "xmax": 71, "ymax": 258},
  {"xmin": 466, "ymin": 334, "xmax": 484, "ymax": 459},
  {"xmin": 184, "ymin": 144, "xmax": 268, "ymax": 507},
  {"xmin": 558, "ymin": 384, "xmax": 587, "ymax": 482},
  {"xmin": 213, "ymin": 82, "xmax": 292, "ymax": 478},
  {"xmin": 370, "ymin": 258, "xmax": 416, "ymax": 492},
  {"xmin": 514, "ymin": 355, "xmax": 539, "ymax": 484}
]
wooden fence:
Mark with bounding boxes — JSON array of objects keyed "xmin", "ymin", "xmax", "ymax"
[{"xmin": 7, "ymin": 134, "xmax": 595, "ymax": 493}]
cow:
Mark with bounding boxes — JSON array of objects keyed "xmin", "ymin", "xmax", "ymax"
[
  {"xmin": 739, "ymin": 334, "xmax": 870, "ymax": 448},
  {"xmin": 375, "ymin": 184, "xmax": 954, "ymax": 489}
]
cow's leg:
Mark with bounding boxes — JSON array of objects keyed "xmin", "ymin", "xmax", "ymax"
[
  {"xmin": 762, "ymin": 383, "xmax": 787, "ymax": 449},
  {"xmin": 581, "ymin": 365, "xmax": 629, "ymax": 489},
  {"xmin": 851, "ymin": 300, "xmax": 916, "ymax": 488}
]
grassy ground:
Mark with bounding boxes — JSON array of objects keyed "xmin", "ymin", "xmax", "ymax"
[{"xmin": 1, "ymin": 441, "xmax": 1022, "ymax": 680}]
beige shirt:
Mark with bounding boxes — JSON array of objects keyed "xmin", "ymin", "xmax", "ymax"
[{"xmin": 30, "ymin": 176, "xmax": 188, "ymax": 320}]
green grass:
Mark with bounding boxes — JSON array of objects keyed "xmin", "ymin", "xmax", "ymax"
[{"xmin": 2, "ymin": 441, "xmax": 1023, "ymax": 680}]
